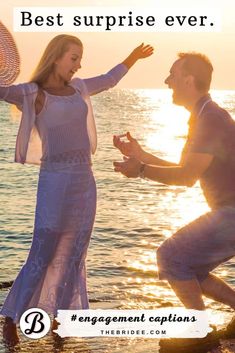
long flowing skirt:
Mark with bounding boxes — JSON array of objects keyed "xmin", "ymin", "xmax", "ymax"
[{"xmin": 0, "ymin": 163, "xmax": 96, "ymax": 323}]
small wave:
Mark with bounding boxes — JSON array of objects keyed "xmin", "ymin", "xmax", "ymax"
[
  {"xmin": 118, "ymin": 266, "xmax": 157, "ymax": 278},
  {"xmin": 0, "ymin": 280, "xmax": 13, "ymax": 289}
]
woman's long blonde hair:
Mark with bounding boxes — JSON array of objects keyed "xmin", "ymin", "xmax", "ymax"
[{"xmin": 30, "ymin": 34, "xmax": 83, "ymax": 85}]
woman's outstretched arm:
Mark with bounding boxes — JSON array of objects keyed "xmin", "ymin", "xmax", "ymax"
[
  {"xmin": 82, "ymin": 43, "xmax": 154, "ymax": 96},
  {"xmin": 0, "ymin": 87, "xmax": 10, "ymax": 100},
  {"xmin": 0, "ymin": 84, "xmax": 25, "ymax": 108}
]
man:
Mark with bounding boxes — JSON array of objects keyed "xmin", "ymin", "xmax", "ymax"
[{"xmin": 113, "ymin": 52, "xmax": 235, "ymax": 352}]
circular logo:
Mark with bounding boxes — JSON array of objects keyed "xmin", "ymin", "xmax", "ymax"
[{"xmin": 20, "ymin": 308, "xmax": 51, "ymax": 339}]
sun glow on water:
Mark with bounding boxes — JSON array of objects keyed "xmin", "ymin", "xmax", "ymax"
[{"xmin": 131, "ymin": 89, "xmax": 210, "ymax": 228}]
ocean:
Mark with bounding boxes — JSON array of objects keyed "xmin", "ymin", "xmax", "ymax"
[{"xmin": 0, "ymin": 88, "xmax": 235, "ymax": 352}]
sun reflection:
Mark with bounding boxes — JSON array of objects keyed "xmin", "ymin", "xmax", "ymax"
[
  {"xmin": 161, "ymin": 229, "xmax": 172, "ymax": 239},
  {"xmin": 136, "ymin": 278, "xmax": 142, "ymax": 284},
  {"xmin": 217, "ymin": 269, "xmax": 228, "ymax": 277},
  {"xmin": 127, "ymin": 259, "xmax": 156, "ymax": 273},
  {"xmin": 207, "ymin": 309, "xmax": 229, "ymax": 328},
  {"xmin": 142, "ymin": 91, "xmax": 189, "ymax": 163},
  {"xmin": 134, "ymin": 89, "xmax": 211, "ymax": 230},
  {"xmin": 140, "ymin": 239, "xmax": 149, "ymax": 245}
]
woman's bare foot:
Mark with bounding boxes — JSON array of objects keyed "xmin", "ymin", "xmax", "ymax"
[
  {"xmin": 51, "ymin": 318, "xmax": 63, "ymax": 348},
  {"xmin": 51, "ymin": 318, "xmax": 60, "ymax": 332},
  {"xmin": 3, "ymin": 317, "xmax": 19, "ymax": 345}
]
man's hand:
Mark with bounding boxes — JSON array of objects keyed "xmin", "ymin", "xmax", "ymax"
[
  {"xmin": 113, "ymin": 132, "xmax": 142, "ymax": 158},
  {"xmin": 113, "ymin": 157, "xmax": 141, "ymax": 178}
]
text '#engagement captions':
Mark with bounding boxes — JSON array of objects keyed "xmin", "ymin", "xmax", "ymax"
[
  {"xmin": 13, "ymin": 7, "xmax": 221, "ymax": 32},
  {"xmin": 53, "ymin": 309, "xmax": 211, "ymax": 338}
]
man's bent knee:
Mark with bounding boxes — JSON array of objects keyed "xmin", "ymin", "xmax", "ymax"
[
  {"xmin": 156, "ymin": 238, "xmax": 195, "ymax": 281},
  {"xmin": 157, "ymin": 239, "xmax": 176, "ymax": 280}
]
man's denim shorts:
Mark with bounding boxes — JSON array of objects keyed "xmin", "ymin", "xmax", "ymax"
[{"xmin": 157, "ymin": 206, "xmax": 235, "ymax": 281}]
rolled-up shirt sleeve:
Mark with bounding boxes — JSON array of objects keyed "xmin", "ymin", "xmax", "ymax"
[
  {"xmin": 0, "ymin": 84, "xmax": 25, "ymax": 109},
  {"xmin": 83, "ymin": 63, "xmax": 128, "ymax": 96}
]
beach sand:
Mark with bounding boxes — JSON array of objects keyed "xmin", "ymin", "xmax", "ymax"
[
  {"xmin": 214, "ymin": 340, "xmax": 235, "ymax": 353},
  {"xmin": 1, "ymin": 314, "xmax": 235, "ymax": 353},
  {"xmin": 1, "ymin": 294, "xmax": 235, "ymax": 352}
]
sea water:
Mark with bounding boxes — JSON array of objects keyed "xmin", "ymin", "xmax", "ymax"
[{"xmin": 0, "ymin": 89, "xmax": 234, "ymax": 352}]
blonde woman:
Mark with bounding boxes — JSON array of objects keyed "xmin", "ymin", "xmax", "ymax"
[{"xmin": 0, "ymin": 33, "xmax": 153, "ymax": 342}]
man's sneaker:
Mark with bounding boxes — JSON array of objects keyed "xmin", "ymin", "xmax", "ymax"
[
  {"xmin": 219, "ymin": 316, "xmax": 235, "ymax": 339},
  {"xmin": 159, "ymin": 327, "xmax": 220, "ymax": 353}
]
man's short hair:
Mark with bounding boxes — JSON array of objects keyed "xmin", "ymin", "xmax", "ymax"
[{"xmin": 178, "ymin": 52, "xmax": 213, "ymax": 93}]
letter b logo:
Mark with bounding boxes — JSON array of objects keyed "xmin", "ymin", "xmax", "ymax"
[{"xmin": 20, "ymin": 308, "xmax": 51, "ymax": 339}]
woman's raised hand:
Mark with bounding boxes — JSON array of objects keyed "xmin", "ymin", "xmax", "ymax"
[
  {"xmin": 122, "ymin": 43, "xmax": 154, "ymax": 69},
  {"xmin": 132, "ymin": 43, "xmax": 154, "ymax": 60}
]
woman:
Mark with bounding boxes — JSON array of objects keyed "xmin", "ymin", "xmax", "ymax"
[{"xmin": 0, "ymin": 33, "xmax": 153, "ymax": 342}]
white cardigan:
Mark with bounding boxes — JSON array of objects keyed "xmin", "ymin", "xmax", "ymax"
[
  {"xmin": 0, "ymin": 63, "xmax": 128, "ymax": 165},
  {"xmin": 9, "ymin": 64, "xmax": 128, "ymax": 164},
  {"xmin": 14, "ymin": 78, "xmax": 97, "ymax": 165}
]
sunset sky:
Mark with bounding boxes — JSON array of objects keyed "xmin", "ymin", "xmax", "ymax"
[{"xmin": 2, "ymin": 0, "xmax": 235, "ymax": 89}]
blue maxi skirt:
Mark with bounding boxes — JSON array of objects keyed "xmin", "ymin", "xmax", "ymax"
[{"xmin": 0, "ymin": 162, "xmax": 96, "ymax": 323}]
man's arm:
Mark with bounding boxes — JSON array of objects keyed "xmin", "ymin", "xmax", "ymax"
[
  {"xmin": 143, "ymin": 153, "xmax": 213, "ymax": 186},
  {"xmin": 113, "ymin": 132, "xmax": 177, "ymax": 166},
  {"xmin": 137, "ymin": 149, "xmax": 178, "ymax": 166},
  {"xmin": 114, "ymin": 152, "xmax": 214, "ymax": 186}
]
